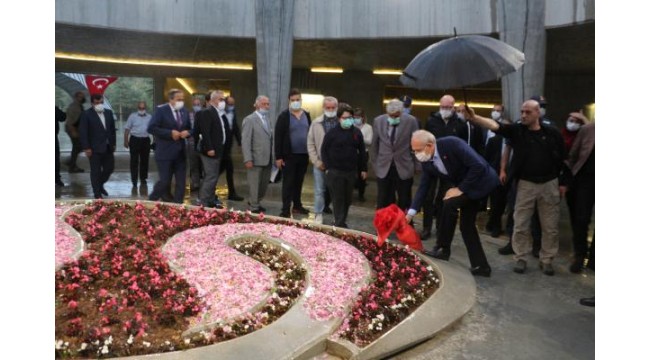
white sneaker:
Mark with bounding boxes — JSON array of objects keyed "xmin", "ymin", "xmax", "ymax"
[{"xmin": 314, "ymin": 213, "xmax": 323, "ymax": 224}]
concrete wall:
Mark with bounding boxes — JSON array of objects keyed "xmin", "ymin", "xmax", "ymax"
[{"xmin": 55, "ymin": 0, "xmax": 594, "ymax": 38}]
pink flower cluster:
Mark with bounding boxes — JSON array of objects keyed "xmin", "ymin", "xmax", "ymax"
[{"xmin": 55, "ymin": 205, "xmax": 82, "ymax": 268}]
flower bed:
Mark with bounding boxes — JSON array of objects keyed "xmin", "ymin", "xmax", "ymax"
[
  {"xmin": 55, "ymin": 205, "xmax": 83, "ymax": 269},
  {"xmin": 55, "ymin": 201, "xmax": 439, "ymax": 358}
]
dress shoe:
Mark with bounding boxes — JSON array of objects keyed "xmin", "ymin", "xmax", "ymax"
[
  {"xmin": 278, "ymin": 212, "xmax": 291, "ymax": 218},
  {"xmin": 498, "ymin": 243, "xmax": 515, "ymax": 255},
  {"xmin": 539, "ymin": 262, "xmax": 555, "ymax": 276},
  {"xmin": 228, "ymin": 194, "xmax": 244, "ymax": 201},
  {"xmin": 420, "ymin": 229, "xmax": 432, "ymax": 240},
  {"xmin": 579, "ymin": 297, "xmax": 595, "ymax": 307},
  {"xmin": 470, "ymin": 265, "xmax": 492, "ymax": 277},
  {"xmin": 323, "ymin": 206, "xmax": 333, "ymax": 214},
  {"xmin": 214, "ymin": 200, "xmax": 224, "ymax": 209},
  {"xmin": 569, "ymin": 258, "xmax": 584, "ymax": 274},
  {"xmin": 513, "ymin": 260, "xmax": 527, "ymax": 274},
  {"xmin": 100, "ymin": 187, "xmax": 109, "ymax": 196},
  {"xmin": 292, "ymin": 206, "xmax": 310, "ymax": 215},
  {"xmin": 56, "ymin": 180, "xmax": 65, "ymax": 187},
  {"xmin": 249, "ymin": 205, "xmax": 266, "ymax": 213},
  {"xmin": 424, "ymin": 247, "xmax": 450, "ymax": 261},
  {"xmin": 94, "ymin": 195, "xmax": 104, "ymax": 199}
]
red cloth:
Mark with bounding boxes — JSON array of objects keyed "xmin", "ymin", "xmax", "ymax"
[
  {"xmin": 373, "ymin": 204, "xmax": 423, "ymax": 251},
  {"xmin": 85, "ymin": 75, "xmax": 118, "ymax": 95}
]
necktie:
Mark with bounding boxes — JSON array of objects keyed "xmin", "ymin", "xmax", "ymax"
[
  {"xmin": 390, "ymin": 124, "xmax": 398, "ymax": 144},
  {"xmin": 220, "ymin": 114, "xmax": 228, "ymax": 144},
  {"xmin": 174, "ymin": 110, "xmax": 182, "ymax": 128},
  {"xmin": 262, "ymin": 114, "xmax": 269, "ymax": 131}
]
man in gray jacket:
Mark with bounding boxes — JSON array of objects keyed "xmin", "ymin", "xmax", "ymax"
[
  {"xmin": 241, "ymin": 95, "xmax": 274, "ymax": 213},
  {"xmin": 371, "ymin": 99, "xmax": 420, "ymax": 210},
  {"xmin": 307, "ymin": 96, "xmax": 339, "ymax": 224}
]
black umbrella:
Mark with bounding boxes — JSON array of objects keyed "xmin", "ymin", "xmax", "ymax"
[{"xmin": 399, "ymin": 32, "xmax": 525, "ymax": 99}]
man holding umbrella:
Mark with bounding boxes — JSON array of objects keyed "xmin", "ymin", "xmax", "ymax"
[{"xmin": 462, "ymin": 101, "xmax": 570, "ymax": 276}]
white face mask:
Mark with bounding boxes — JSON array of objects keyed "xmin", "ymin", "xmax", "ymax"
[
  {"xmin": 539, "ymin": 107, "xmax": 546, "ymax": 117},
  {"xmin": 94, "ymin": 104, "xmax": 104, "ymax": 113},
  {"xmin": 290, "ymin": 101, "xmax": 302, "ymax": 110},
  {"xmin": 415, "ymin": 151, "xmax": 432, "ymax": 162},
  {"xmin": 173, "ymin": 101, "xmax": 184, "ymax": 110},
  {"xmin": 491, "ymin": 111, "xmax": 501, "ymax": 121},
  {"xmin": 138, "ymin": 110, "xmax": 146, "ymax": 115},
  {"xmin": 217, "ymin": 101, "xmax": 226, "ymax": 111},
  {"xmin": 456, "ymin": 111, "xmax": 465, "ymax": 121},
  {"xmin": 566, "ymin": 120, "xmax": 582, "ymax": 132},
  {"xmin": 324, "ymin": 110, "xmax": 337, "ymax": 118},
  {"xmin": 439, "ymin": 109, "xmax": 452, "ymax": 119}
]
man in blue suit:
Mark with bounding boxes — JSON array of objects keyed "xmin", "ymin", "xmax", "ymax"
[
  {"xmin": 79, "ymin": 94, "xmax": 116, "ymax": 199},
  {"xmin": 147, "ymin": 89, "xmax": 192, "ymax": 203},
  {"xmin": 407, "ymin": 130, "xmax": 499, "ymax": 277}
]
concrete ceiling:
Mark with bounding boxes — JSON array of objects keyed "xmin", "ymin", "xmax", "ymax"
[{"xmin": 56, "ymin": 21, "xmax": 594, "ymax": 75}]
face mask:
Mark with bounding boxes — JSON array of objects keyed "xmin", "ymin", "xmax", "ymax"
[
  {"xmin": 353, "ymin": 118, "xmax": 363, "ymax": 126},
  {"xmin": 540, "ymin": 107, "xmax": 546, "ymax": 117},
  {"xmin": 226, "ymin": 105, "xmax": 235, "ymax": 113},
  {"xmin": 439, "ymin": 109, "xmax": 452, "ymax": 119},
  {"xmin": 456, "ymin": 111, "xmax": 465, "ymax": 121},
  {"xmin": 94, "ymin": 104, "xmax": 104, "ymax": 113},
  {"xmin": 290, "ymin": 101, "xmax": 302, "ymax": 110},
  {"xmin": 324, "ymin": 110, "xmax": 337, "ymax": 118},
  {"xmin": 138, "ymin": 110, "xmax": 146, "ymax": 115},
  {"xmin": 192, "ymin": 105, "xmax": 202, "ymax": 112},
  {"xmin": 387, "ymin": 116, "xmax": 400, "ymax": 126},
  {"xmin": 566, "ymin": 120, "xmax": 581, "ymax": 132},
  {"xmin": 258, "ymin": 108, "xmax": 269, "ymax": 115},
  {"xmin": 174, "ymin": 101, "xmax": 184, "ymax": 110},
  {"xmin": 403, "ymin": 108, "xmax": 411, "ymax": 115},
  {"xmin": 415, "ymin": 151, "xmax": 432, "ymax": 162},
  {"xmin": 491, "ymin": 111, "xmax": 501, "ymax": 121},
  {"xmin": 341, "ymin": 118, "xmax": 354, "ymax": 129},
  {"xmin": 217, "ymin": 101, "xmax": 226, "ymax": 111}
]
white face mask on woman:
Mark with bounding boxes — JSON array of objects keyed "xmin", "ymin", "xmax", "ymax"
[{"xmin": 566, "ymin": 119, "xmax": 582, "ymax": 132}]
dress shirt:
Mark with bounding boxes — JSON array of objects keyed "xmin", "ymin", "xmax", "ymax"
[
  {"xmin": 255, "ymin": 111, "xmax": 269, "ymax": 131},
  {"xmin": 226, "ymin": 111, "xmax": 234, "ymax": 129},
  {"xmin": 97, "ymin": 111, "xmax": 106, "ymax": 129},
  {"xmin": 125, "ymin": 112, "xmax": 152, "ymax": 138},
  {"xmin": 217, "ymin": 107, "xmax": 226, "ymax": 144}
]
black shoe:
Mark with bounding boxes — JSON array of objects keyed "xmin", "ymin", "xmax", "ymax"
[
  {"xmin": 251, "ymin": 206, "xmax": 267, "ymax": 214},
  {"xmin": 470, "ymin": 265, "xmax": 492, "ymax": 277},
  {"xmin": 420, "ymin": 229, "xmax": 431, "ymax": 240},
  {"xmin": 56, "ymin": 180, "xmax": 65, "ymax": 187},
  {"xmin": 133, "ymin": 182, "xmax": 138, "ymax": 188},
  {"xmin": 532, "ymin": 249, "xmax": 540, "ymax": 258},
  {"xmin": 228, "ymin": 194, "xmax": 244, "ymax": 201},
  {"xmin": 569, "ymin": 258, "xmax": 584, "ymax": 274},
  {"xmin": 94, "ymin": 195, "xmax": 104, "ymax": 199},
  {"xmin": 498, "ymin": 243, "xmax": 515, "ymax": 255},
  {"xmin": 279, "ymin": 212, "xmax": 291, "ymax": 218},
  {"xmin": 579, "ymin": 297, "xmax": 595, "ymax": 307},
  {"xmin": 292, "ymin": 206, "xmax": 310, "ymax": 215},
  {"xmin": 214, "ymin": 200, "xmax": 224, "ymax": 209},
  {"xmin": 323, "ymin": 207, "xmax": 333, "ymax": 214},
  {"xmin": 539, "ymin": 262, "xmax": 555, "ymax": 276},
  {"xmin": 424, "ymin": 247, "xmax": 450, "ymax": 261},
  {"xmin": 100, "ymin": 187, "xmax": 108, "ymax": 196}
]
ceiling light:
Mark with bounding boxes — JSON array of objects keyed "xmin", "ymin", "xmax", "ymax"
[
  {"xmin": 383, "ymin": 99, "xmax": 496, "ymax": 109},
  {"xmin": 55, "ymin": 52, "xmax": 254, "ymax": 70},
  {"xmin": 176, "ymin": 78, "xmax": 195, "ymax": 94},
  {"xmin": 373, "ymin": 69, "xmax": 403, "ymax": 75},
  {"xmin": 311, "ymin": 67, "xmax": 343, "ymax": 73}
]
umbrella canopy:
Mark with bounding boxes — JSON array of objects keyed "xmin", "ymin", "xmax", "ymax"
[{"xmin": 400, "ymin": 35, "xmax": 525, "ymax": 90}]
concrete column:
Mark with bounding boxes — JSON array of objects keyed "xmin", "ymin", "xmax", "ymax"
[
  {"xmin": 254, "ymin": 0, "xmax": 295, "ymax": 127},
  {"xmin": 498, "ymin": 0, "xmax": 546, "ymax": 120},
  {"xmin": 153, "ymin": 76, "xmax": 166, "ymax": 105}
]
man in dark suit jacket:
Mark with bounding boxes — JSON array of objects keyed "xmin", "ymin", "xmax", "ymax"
[
  {"xmin": 147, "ymin": 89, "xmax": 192, "ymax": 204},
  {"xmin": 219, "ymin": 95, "xmax": 243, "ymax": 201},
  {"xmin": 79, "ymin": 94, "xmax": 116, "ymax": 199},
  {"xmin": 407, "ymin": 130, "xmax": 499, "ymax": 277},
  {"xmin": 194, "ymin": 90, "xmax": 226, "ymax": 208},
  {"xmin": 483, "ymin": 129, "xmax": 510, "ymax": 237}
]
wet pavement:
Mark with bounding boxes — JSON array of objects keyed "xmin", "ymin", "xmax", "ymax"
[{"xmin": 55, "ymin": 150, "xmax": 595, "ymax": 360}]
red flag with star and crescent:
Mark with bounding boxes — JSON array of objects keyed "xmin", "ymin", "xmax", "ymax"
[{"xmin": 84, "ymin": 75, "xmax": 118, "ymax": 95}]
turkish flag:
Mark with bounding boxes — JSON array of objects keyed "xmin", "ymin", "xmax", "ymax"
[{"xmin": 85, "ymin": 75, "xmax": 118, "ymax": 95}]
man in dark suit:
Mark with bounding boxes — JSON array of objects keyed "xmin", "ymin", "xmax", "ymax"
[
  {"xmin": 147, "ymin": 89, "xmax": 192, "ymax": 204},
  {"xmin": 55, "ymin": 106, "xmax": 66, "ymax": 187},
  {"xmin": 220, "ymin": 95, "xmax": 244, "ymax": 201},
  {"xmin": 194, "ymin": 90, "xmax": 226, "ymax": 208},
  {"xmin": 483, "ymin": 118, "xmax": 512, "ymax": 237},
  {"xmin": 406, "ymin": 130, "xmax": 499, "ymax": 277},
  {"xmin": 79, "ymin": 94, "xmax": 116, "ymax": 199}
]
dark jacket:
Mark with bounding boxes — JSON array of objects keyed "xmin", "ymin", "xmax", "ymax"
[
  {"xmin": 321, "ymin": 124, "xmax": 367, "ymax": 172},
  {"xmin": 426, "ymin": 111, "xmax": 484, "ymax": 155},
  {"xmin": 483, "ymin": 134, "xmax": 505, "ymax": 172},
  {"xmin": 274, "ymin": 109, "xmax": 311, "ymax": 160},
  {"xmin": 147, "ymin": 104, "xmax": 191, "ymax": 161},
  {"xmin": 223, "ymin": 110, "xmax": 241, "ymax": 154},
  {"xmin": 195, "ymin": 106, "xmax": 225, "ymax": 158},
  {"xmin": 79, "ymin": 108, "xmax": 116, "ymax": 154},
  {"xmin": 410, "ymin": 136, "xmax": 499, "ymax": 211},
  {"xmin": 495, "ymin": 122, "xmax": 571, "ymax": 186},
  {"xmin": 56, "ymin": 106, "xmax": 66, "ymax": 135}
]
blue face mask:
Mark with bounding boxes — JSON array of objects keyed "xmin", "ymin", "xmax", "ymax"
[
  {"xmin": 387, "ymin": 116, "xmax": 400, "ymax": 126},
  {"xmin": 341, "ymin": 118, "xmax": 354, "ymax": 129},
  {"xmin": 353, "ymin": 118, "xmax": 363, "ymax": 126},
  {"xmin": 403, "ymin": 108, "xmax": 411, "ymax": 115},
  {"xmin": 226, "ymin": 105, "xmax": 235, "ymax": 113}
]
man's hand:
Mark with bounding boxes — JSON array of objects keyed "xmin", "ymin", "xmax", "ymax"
[
  {"xmin": 245, "ymin": 161, "xmax": 253, "ymax": 169},
  {"xmin": 443, "ymin": 187, "xmax": 463, "ymax": 200},
  {"xmin": 499, "ymin": 170, "xmax": 507, "ymax": 185},
  {"xmin": 180, "ymin": 130, "xmax": 190, "ymax": 139},
  {"xmin": 559, "ymin": 185, "xmax": 568, "ymax": 199},
  {"xmin": 361, "ymin": 171, "xmax": 367, "ymax": 180},
  {"xmin": 124, "ymin": 141, "xmax": 129, "ymax": 149},
  {"xmin": 84, "ymin": 149, "xmax": 92, "ymax": 157},
  {"xmin": 171, "ymin": 130, "xmax": 181, "ymax": 141},
  {"xmin": 460, "ymin": 104, "xmax": 476, "ymax": 120},
  {"xmin": 207, "ymin": 150, "xmax": 216, "ymax": 157},
  {"xmin": 405, "ymin": 213, "xmax": 414, "ymax": 223},
  {"xmin": 318, "ymin": 163, "xmax": 326, "ymax": 171},
  {"xmin": 276, "ymin": 159, "xmax": 284, "ymax": 169}
]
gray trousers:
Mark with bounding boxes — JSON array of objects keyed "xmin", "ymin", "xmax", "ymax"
[
  {"xmin": 513, "ymin": 178, "xmax": 561, "ymax": 264},
  {"xmin": 199, "ymin": 154, "xmax": 221, "ymax": 206},
  {"xmin": 247, "ymin": 164, "xmax": 272, "ymax": 209}
]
